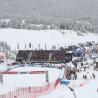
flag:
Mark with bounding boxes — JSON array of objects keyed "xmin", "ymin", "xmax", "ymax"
[
  {"xmin": 25, "ymin": 43, "xmax": 26, "ymax": 49},
  {"xmin": 29, "ymin": 43, "xmax": 31, "ymax": 48},
  {"xmin": 38, "ymin": 43, "xmax": 40, "ymax": 49},
  {"xmin": 17, "ymin": 43, "xmax": 19, "ymax": 49},
  {"xmin": 45, "ymin": 44, "xmax": 46, "ymax": 50}
]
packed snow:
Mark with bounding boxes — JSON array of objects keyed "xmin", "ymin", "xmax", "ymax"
[
  {"xmin": 0, "ymin": 66, "xmax": 63, "ymax": 95},
  {"xmin": 1, "ymin": 65, "xmax": 98, "ymax": 98},
  {"xmin": 0, "ymin": 28, "xmax": 98, "ymax": 98},
  {"xmin": 0, "ymin": 28, "xmax": 98, "ymax": 50}
]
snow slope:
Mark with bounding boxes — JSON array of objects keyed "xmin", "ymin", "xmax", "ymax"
[
  {"xmin": 0, "ymin": 28, "xmax": 98, "ymax": 97},
  {"xmin": 75, "ymin": 71, "xmax": 98, "ymax": 98},
  {"xmin": 38, "ymin": 70, "xmax": 98, "ymax": 98},
  {"xmin": 1, "ymin": 66, "xmax": 98, "ymax": 98},
  {"xmin": 0, "ymin": 66, "xmax": 63, "ymax": 95},
  {"xmin": 0, "ymin": 28, "xmax": 98, "ymax": 50}
]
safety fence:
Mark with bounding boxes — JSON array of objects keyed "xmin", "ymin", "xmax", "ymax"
[
  {"xmin": 0, "ymin": 78, "xmax": 88, "ymax": 98},
  {"xmin": 0, "ymin": 71, "xmax": 48, "ymax": 74},
  {"xmin": 0, "ymin": 71, "xmax": 49, "ymax": 84},
  {"xmin": 0, "ymin": 81, "xmax": 56, "ymax": 98}
]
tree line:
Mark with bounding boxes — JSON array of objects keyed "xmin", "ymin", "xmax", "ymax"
[{"xmin": 0, "ymin": 17, "xmax": 95, "ymax": 33}]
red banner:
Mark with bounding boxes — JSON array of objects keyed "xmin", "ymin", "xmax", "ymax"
[
  {"xmin": 0, "ymin": 72, "xmax": 18, "ymax": 74},
  {"xmin": 30, "ymin": 71, "xmax": 48, "ymax": 74},
  {"xmin": 0, "ymin": 71, "xmax": 48, "ymax": 74}
]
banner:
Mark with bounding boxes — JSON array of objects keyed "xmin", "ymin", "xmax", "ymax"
[
  {"xmin": 29, "ymin": 43, "xmax": 31, "ymax": 48},
  {"xmin": 17, "ymin": 43, "xmax": 19, "ymax": 49},
  {"xmin": 25, "ymin": 43, "xmax": 26, "ymax": 49}
]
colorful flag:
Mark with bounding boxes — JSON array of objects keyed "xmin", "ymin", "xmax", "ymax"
[
  {"xmin": 17, "ymin": 43, "xmax": 19, "ymax": 49},
  {"xmin": 29, "ymin": 43, "xmax": 31, "ymax": 48},
  {"xmin": 25, "ymin": 43, "xmax": 26, "ymax": 49}
]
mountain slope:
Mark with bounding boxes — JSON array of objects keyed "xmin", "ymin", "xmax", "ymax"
[
  {"xmin": 0, "ymin": 0, "xmax": 98, "ymax": 21},
  {"xmin": 0, "ymin": 29, "xmax": 98, "ymax": 50}
]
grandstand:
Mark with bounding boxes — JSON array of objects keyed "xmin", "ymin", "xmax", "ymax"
[{"xmin": 16, "ymin": 50, "xmax": 72, "ymax": 64}]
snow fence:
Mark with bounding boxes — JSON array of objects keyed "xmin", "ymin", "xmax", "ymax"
[{"xmin": 0, "ymin": 80, "xmax": 57, "ymax": 98}]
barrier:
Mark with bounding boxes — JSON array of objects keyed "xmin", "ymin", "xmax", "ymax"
[
  {"xmin": 0, "ymin": 81, "xmax": 55, "ymax": 98},
  {"xmin": 0, "ymin": 71, "xmax": 48, "ymax": 74},
  {"xmin": 0, "ymin": 70, "xmax": 49, "ymax": 83},
  {"xmin": 0, "ymin": 79, "xmax": 88, "ymax": 98}
]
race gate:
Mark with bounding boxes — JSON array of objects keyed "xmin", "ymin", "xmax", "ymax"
[{"xmin": 0, "ymin": 70, "xmax": 49, "ymax": 85}]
